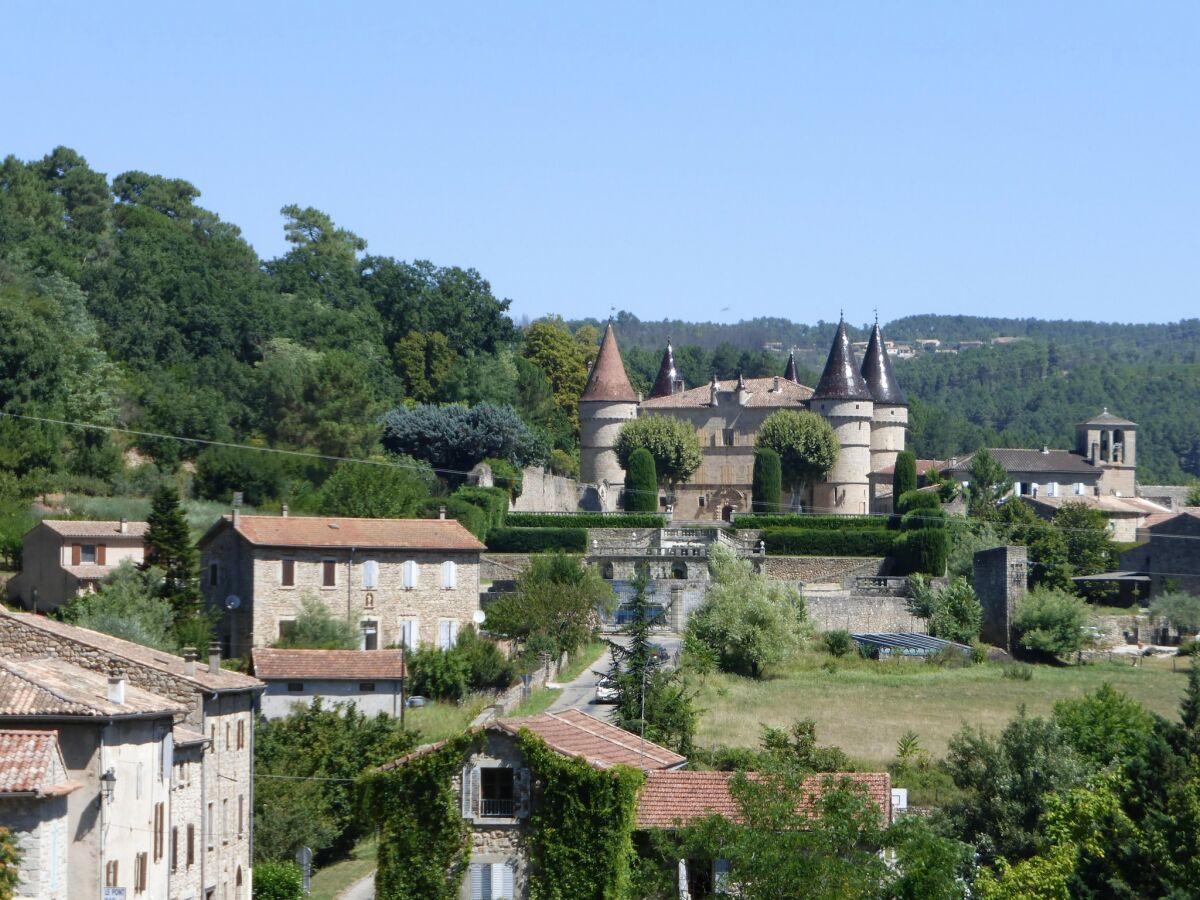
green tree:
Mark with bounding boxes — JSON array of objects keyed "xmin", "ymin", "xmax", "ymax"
[
  {"xmin": 316, "ymin": 458, "xmax": 433, "ymax": 519},
  {"xmin": 60, "ymin": 561, "xmax": 176, "ymax": 651},
  {"xmin": 751, "ymin": 446, "xmax": 782, "ymax": 513},
  {"xmin": 906, "ymin": 576, "xmax": 982, "ymax": 645},
  {"xmin": 0, "ymin": 826, "xmax": 18, "ymax": 900},
  {"xmin": 686, "ymin": 545, "xmax": 807, "ymax": 677},
  {"xmin": 1053, "ymin": 683, "xmax": 1156, "ymax": 767},
  {"xmin": 381, "ymin": 403, "xmax": 546, "ymax": 477},
  {"xmin": 521, "ymin": 318, "xmax": 592, "ymax": 428},
  {"xmin": 893, "ymin": 450, "xmax": 918, "ymax": 500},
  {"xmin": 614, "ymin": 416, "xmax": 702, "ymax": 490},
  {"xmin": 193, "ymin": 446, "xmax": 287, "ymax": 507},
  {"xmin": 272, "ymin": 595, "xmax": 359, "ymax": 650},
  {"xmin": 966, "ymin": 448, "xmax": 1012, "ymax": 522},
  {"xmin": 144, "ymin": 484, "xmax": 199, "ymax": 613},
  {"xmin": 252, "ymin": 860, "xmax": 304, "ymax": 900},
  {"xmin": 1052, "ymin": 502, "xmax": 1113, "ymax": 578},
  {"xmin": 392, "ymin": 330, "xmax": 455, "ymax": 401},
  {"xmin": 1012, "ymin": 587, "xmax": 1090, "ymax": 659},
  {"xmin": 623, "ymin": 447, "xmax": 659, "ymax": 512},
  {"xmin": 1188, "ymin": 483, "xmax": 1200, "ymax": 507},
  {"xmin": 1151, "ymin": 591, "xmax": 1200, "ymax": 638},
  {"xmin": 756, "ymin": 410, "xmax": 839, "ymax": 510}
]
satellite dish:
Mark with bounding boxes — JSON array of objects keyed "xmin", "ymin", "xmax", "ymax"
[
  {"xmin": 224, "ymin": 595, "xmax": 241, "ymax": 611},
  {"xmin": 472, "ymin": 609, "xmax": 486, "ymax": 625}
]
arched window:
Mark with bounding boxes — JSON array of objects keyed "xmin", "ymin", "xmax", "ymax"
[
  {"xmin": 671, "ymin": 561, "xmax": 688, "ymax": 580},
  {"xmin": 441, "ymin": 560, "xmax": 458, "ymax": 589},
  {"xmin": 403, "ymin": 560, "xmax": 418, "ymax": 589},
  {"xmin": 362, "ymin": 559, "xmax": 379, "ymax": 590}
]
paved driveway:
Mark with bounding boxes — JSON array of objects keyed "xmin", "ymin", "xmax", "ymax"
[{"xmin": 546, "ymin": 634, "xmax": 682, "ymax": 714}]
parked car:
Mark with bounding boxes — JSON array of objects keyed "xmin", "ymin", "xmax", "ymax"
[
  {"xmin": 405, "ymin": 695, "xmax": 428, "ymax": 708},
  {"xmin": 594, "ymin": 677, "xmax": 618, "ymax": 704}
]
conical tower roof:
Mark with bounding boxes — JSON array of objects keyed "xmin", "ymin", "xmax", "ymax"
[
  {"xmin": 648, "ymin": 340, "xmax": 677, "ymax": 399},
  {"xmin": 783, "ymin": 351, "xmax": 799, "ymax": 383},
  {"xmin": 580, "ymin": 324, "xmax": 639, "ymax": 402},
  {"xmin": 859, "ymin": 323, "xmax": 906, "ymax": 405},
  {"xmin": 812, "ymin": 320, "xmax": 871, "ymax": 401}
]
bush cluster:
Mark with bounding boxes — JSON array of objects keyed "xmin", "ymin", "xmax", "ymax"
[
  {"xmin": 760, "ymin": 527, "xmax": 896, "ymax": 557},
  {"xmin": 485, "ymin": 527, "xmax": 588, "ymax": 553},
  {"xmin": 451, "ymin": 486, "xmax": 509, "ymax": 534},
  {"xmin": 417, "ymin": 496, "xmax": 489, "ymax": 540},
  {"xmin": 896, "ymin": 489, "xmax": 942, "ymax": 515},
  {"xmin": 407, "ymin": 628, "xmax": 517, "ymax": 701},
  {"xmin": 731, "ymin": 514, "xmax": 885, "ymax": 531},
  {"xmin": 892, "ymin": 529, "xmax": 949, "ymax": 576},
  {"xmin": 505, "ymin": 512, "xmax": 666, "ymax": 528}
]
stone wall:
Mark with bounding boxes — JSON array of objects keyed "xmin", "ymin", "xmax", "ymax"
[
  {"xmin": 203, "ymin": 691, "xmax": 256, "ymax": 899},
  {"xmin": 764, "ymin": 556, "xmax": 888, "ymax": 584},
  {"xmin": 974, "ymin": 545, "xmax": 1027, "ymax": 650},
  {"xmin": 459, "ymin": 730, "xmax": 529, "ymax": 898},
  {"xmin": 804, "ymin": 592, "xmax": 926, "ymax": 634},
  {"xmin": 170, "ymin": 742, "xmax": 204, "ymax": 900},
  {"xmin": 481, "ymin": 555, "xmax": 534, "ymax": 583},
  {"xmin": 1, "ymin": 795, "xmax": 68, "ymax": 899},
  {"xmin": 511, "ymin": 468, "xmax": 585, "ymax": 513}
]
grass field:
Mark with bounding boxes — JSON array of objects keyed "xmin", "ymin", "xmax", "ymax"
[
  {"xmin": 403, "ymin": 696, "xmax": 487, "ymax": 743},
  {"xmin": 692, "ymin": 650, "xmax": 1192, "ymax": 769}
]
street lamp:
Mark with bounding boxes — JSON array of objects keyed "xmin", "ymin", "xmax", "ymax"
[{"xmin": 99, "ymin": 768, "xmax": 116, "ymax": 803}]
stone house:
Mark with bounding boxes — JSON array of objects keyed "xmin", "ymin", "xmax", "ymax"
[
  {"xmin": 1022, "ymin": 494, "xmax": 1171, "ymax": 543},
  {"xmin": 5, "ymin": 518, "xmax": 149, "ymax": 612},
  {"xmin": 1121, "ymin": 511, "xmax": 1200, "ymax": 597},
  {"xmin": 0, "ymin": 729, "xmax": 80, "ymax": 900},
  {"xmin": 197, "ymin": 513, "xmax": 486, "ymax": 658},
  {"xmin": 0, "ymin": 658, "xmax": 185, "ymax": 900},
  {"xmin": 0, "ymin": 610, "xmax": 263, "ymax": 900},
  {"xmin": 380, "ymin": 709, "xmax": 685, "ymax": 899},
  {"xmin": 251, "ymin": 648, "xmax": 408, "ymax": 720}
]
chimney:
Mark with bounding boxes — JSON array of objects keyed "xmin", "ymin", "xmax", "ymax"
[
  {"xmin": 438, "ymin": 505, "xmax": 447, "ymax": 520},
  {"xmin": 773, "ymin": 376, "xmax": 781, "ymax": 393},
  {"xmin": 118, "ymin": 517, "xmax": 128, "ymax": 535},
  {"xmin": 208, "ymin": 642, "xmax": 221, "ymax": 674},
  {"xmin": 709, "ymin": 375, "xmax": 719, "ymax": 407},
  {"xmin": 281, "ymin": 504, "xmax": 289, "ymax": 518},
  {"xmin": 182, "ymin": 647, "xmax": 198, "ymax": 677},
  {"xmin": 231, "ymin": 507, "xmax": 241, "ymax": 527},
  {"xmin": 107, "ymin": 672, "xmax": 126, "ymax": 705}
]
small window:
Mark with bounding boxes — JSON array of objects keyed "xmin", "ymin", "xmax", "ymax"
[
  {"xmin": 362, "ymin": 559, "xmax": 379, "ymax": 590},
  {"xmin": 286, "ymin": 682, "xmax": 303, "ymax": 692},
  {"xmin": 105, "ymin": 860, "xmax": 119, "ymax": 887},
  {"xmin": 171, "ymin": 826, "xmax": 179, "ymax": 872},
  {"xmin": 209, "ymin": 562, "xmax": 219, "ymax": 587},
  {"xmin": 361, "ymin": 620, "xmax": 378, "ymax": 651},
  {"xmin": 187, "ymin": 824, "xmax": 195, "ymax": 866},
  {"xmin": 238, "ymin": 795, "xmax": 244, "ymax": 837},
  {"xmin": 281, "ymin": 559, "xmax": 295, "ymax": 587},
  {"xmin": 480, "ymin": 767, "xmax": 516, "ymax": 818},
  {"xmin": 322, "ymin": 559, "xmax": 337, "ymax": 587},
  {"xmin": 135, "ymin": 851, "xmax": 147, "ymax": 892},
  {"xmin": 441, "ymin": 560, "xmax": 457, "ymax": 590},
  {"xmin": 403, "ymin": 560, "xmax": 418, "ymax": 589},
  {"xmin": 469, "ymin": 862, "xmax": 515, "ymax": 900},
  {"xmin": 359, "ymin": 682, "xmax": 376, "ymax": 692},
  {"xmin": 81, "ymin": 543, "xmax": 97, "ymax": 564},
  {"xmin": 278, "ymin": 620, "xmax": 297, "ymax": 641},
  {"xmin": 698, "ymin": 495, "xmax": 706, "ymax": 508},
  {"xmin": 236, "ymin": 719, "xmax": 245, "ymax": 751}
]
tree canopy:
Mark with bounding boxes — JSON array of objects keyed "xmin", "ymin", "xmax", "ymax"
[
  {"xmin": 756, "ymin": 410, "xmax": 839, "ymax": 505},
  {"xmin": 614, "ymin": 415, "xmax": 702, "ymax": 488}
]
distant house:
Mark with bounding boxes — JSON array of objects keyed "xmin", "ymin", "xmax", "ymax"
[
  {"xmin": 1023, "ymin": 494, "xmax": 1170, "ymax": 543},
  {"xmin": 0, "ymin": 729, "xmax": 80, "ymax": 900},
  {"xmin": 5, "ymin": 518, "xmax": 148, "ymax": 612},
  {"xmin": 198, "ymin": 512, "xmax": 486, "ymax": 659},
  {"xmin": 1120, "ymin": 511, "xmax": 1200, "ymax": 597},
  {"xmin": 251, "ymin": 648, "xmax": 407, "ymax": 719}
]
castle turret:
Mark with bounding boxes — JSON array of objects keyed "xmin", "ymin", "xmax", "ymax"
[
  {"xmin": 649, "ymin": 340, "xmax": 682, "ymax": 398},
  {"xmin": 810, "ymin": 319, "xmax": 873, "ymax": 515},
  {"xmin": 783, "ymin": 351, "xmax": 800, "ymax": 384},
  {"xmin": 579, "ymin": 324, "xmax": 640, "ymax": 507},
  {"xmin": 860, "ymin": 321, "xmax": 908, "ymax": 476}
]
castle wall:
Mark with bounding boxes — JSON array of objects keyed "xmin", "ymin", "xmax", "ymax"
[
  {"xmin": 811, "ymin": 399, "xmax": 873, "ymax": 516},
  {"xmin": 974, "ymin": 545, "xmax": 1027, "ymax": 651},
  {"xmin": 869, "ymin": 403, "xmax": 907, "ymax": 476}
]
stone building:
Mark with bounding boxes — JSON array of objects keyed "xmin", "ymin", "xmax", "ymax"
[
  {"xmin": 198, "ymin": 513, "xmax": 486, "ymax": 658},
  {"xmin": 579, "ymin": 319, "xmax": 908, "ymax": 520},
  {"xmin": 1120, "ymin": 511, "xmax": 1200, "ymax": 597},
  {"xmin": 251, "ymin": 648, "xmax": 408, "ymax": 720},
  {"xmin": 0, "ymin": 610, "xmax": 263, "ymax": 900},
  {"xmin": 5, "ymin": 518, "xmax": 149, "ymax": 612},
  {"xmin": 0, "ymin": 729, "xmax": 78, "ymax": 900}
]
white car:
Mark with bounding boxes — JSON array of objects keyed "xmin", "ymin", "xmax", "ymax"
[{"xmin": 594, "ymin": 677, "xmax": 618, "ymax": 704}]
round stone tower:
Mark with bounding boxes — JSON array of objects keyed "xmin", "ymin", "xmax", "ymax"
[
  {"xmin": 579, "ymin": 324, "xmax": 640, "ymax": 506},
  {"xmin": 810, "ymin": 319, "xmax": 874, "ymax": 516},
  {"xmin": 860, "ymin": 321, "xmax": 908, "ymax": 475}
]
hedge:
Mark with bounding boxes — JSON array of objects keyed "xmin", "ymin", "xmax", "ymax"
[
  {"xmin": 760, "ymin": 527, "xmax": 897, "ymax": 557},
  {"xmin": 417, "ymin": 497, "xmax": 489, "ymax": 541},
  {"xmin": 485, "ymin": 527, "xmax": 588, "ymax": 553},
  {"xmin": 624, "ymin": 448, "xmax": 659, "ymax": 513},
  {"xmin": 751, "ymin": 447, "xmax": 782, "ymax": 514},
  {"xmin": 900, "ymin": 507, "xmax": 946, "ymax": 531},
  {"xmin": 892, "ymin": 528, "xmax": 949, "ymax": 576},
  {"xmin": 452, "ymin": 486, "xmax": 509, "ymax": 534},
  {"xmin": 731, "ymin": 514, "xmax": 887, "ymax": 532},
  {"xmin": 896, "ymin": 490, "xmax": 941, "ymax": 516},
  {"xmin": 504, "ymin": 513, "xmax": 666, "ymax": 529}
]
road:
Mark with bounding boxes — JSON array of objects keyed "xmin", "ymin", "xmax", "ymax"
[
  {"xmin": 546, "ymin": 634, "xmax": 682, "ymax": 715},
  {"xmin": 338, "ymin": 872, "xmax": 374, "ymax": 900}
]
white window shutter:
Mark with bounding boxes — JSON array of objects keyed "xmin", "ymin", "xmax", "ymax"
[
  {"xmin": 461, "ymin": 765, "xmax": 476, "ymax": 819},
  {"xmin": 514, "ymin": 768, "xmax": 531, "ymax": 818},
  {"xmin": 490, "ymin": 863, "xmax": 513, "ymax": 899},
  {"xmin": 442, "ymin": 560, "xmax": 457, "ymax": 589},
  {"xmin": 403, "ymin": 560, "xmax": 417, "ymax": 589},
  {"xmin": 449, "ymin": 620, "xmax": 459, "ymax": 646},
  {"xmin": 469, "ymin": 862, "xmax": 488, "ymax": 900},
  {"xmin": 363, "ymin": 560, "xmax": 378, "ymax": 590}
]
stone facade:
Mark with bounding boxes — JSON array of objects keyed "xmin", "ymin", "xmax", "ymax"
[
  {"xmin": 974, "ymin": 545, "xmax": 1028, "ymax": 651},
  {"xmin": 1121, "ymin": 511, "xmax": 1200, "ymax": 597},
  {"xmin": 458, "ymin": 731, "xmax": 529, "ymax": 899},
  {"xmin": 260, "ymin": 677, "xmax": 406, "ymax": 720},
  {"xmin": 170, "ymin": 736, "xmax": 206, "ymax": 900},
  {"xmin": 3, "ymin": 795, "xmax": 69, "ymax": 900},
  {"xmin": 762, "ymin": 555, "xmax": 888, "ymax": 584},
  {"xmin": 803, "ymin": 592, "xmax": 925, "ymax": 634}
]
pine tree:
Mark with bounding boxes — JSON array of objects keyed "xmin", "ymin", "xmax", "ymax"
[
  {"xmin": 751, "ymin": 447, "xmax": 782, "ymax": 513},
  {"xmin": 145, "ymin": 484, "xmax": 199, "ymax": 613},
  {"xmin": 623, "ymin": 447, "xmax": 659, "ymax": 512}
]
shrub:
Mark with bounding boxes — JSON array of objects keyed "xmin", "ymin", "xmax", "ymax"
[
  {"xmin": 485, "ymin": 527, "xmax": 587, "ymax": 553},
  {"xmin": 483, "ymin": 457, "xmax": 523, "ymax": 500},
  {"xmin": 549, "ymin": 448, "xmax": 579, "ymax": 478},
  {"xmin": 1002, "ymin": 662, "xmax": 1035, "ymax": 681},
  {"xmin": 893, "ymin": 451, "xmax": 917, "ymax": 499},
  {"xmin": 253, "ymin": 860, "xmax": 304, "ymax": 900},
  {"xmin": 761, "ymin": 528, "xmax": 896, "ymax": 557},
  {"xmin": 1177, "ymin": 639, "xmax": 1199, "ymax": 657},
  {"xmin": 452, "ymin": 485, "xmax": 509, "ymax": 534},
  {"xmin": 1012, "ymin": 587, "xmax": 1090, "ymax": 658},
  {"xmin": 272, "ymin": 595, "xmax": 359, "ymax": 650},
  {"xmin": 892, "ymin": 529, "xmax": 949, "ymax": 576},
  {"xmin": 407, "ymin": 646, "xmax": 470, "ymax": 701},
  {"xmin": 456, "ymin": 626, "xmax": 518, "ymax": 691},
  {"xmin": 925, "ymin": 577, "xmax": 982, "ymax": 645},
  {"xmin": 193, "ymin": 445, "xmax": 286, "ymax": 506},
  {"xmin": 623, "ymin": 447, "xmax": 659, "ymax": 512},
  {"xmin": 730, "ymin": 514, "xmax": 885, "ymax": 531},
  {"xmin": 417, "ymin": 496, "xmax": 489, "ymax": 540},
  {"xmin": 896, "ymin": 489, "xmax": 941, "ymax": 516},
  {"xmin": 823, "ymin": 629, "xmax": 853, "ymax": 657},
  {"xmin": 505, "ymin": 513, "xmax": 666, "ymax": 528},
  {"xmin": 1151, "ymin": 591, "xmax": 1200, "ymax": 636},
  {"xmin": 900, "ymin": 506, "xmax": 946, "ymax": 531},
  {"xmin": 751, "ymin": 447, "xmax": 782, "ymax": 514}
]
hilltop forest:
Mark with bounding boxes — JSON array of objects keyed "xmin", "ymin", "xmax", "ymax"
[{"xmin": 0, "ymin": 145, "xmax": 1197, "ymax": 518}]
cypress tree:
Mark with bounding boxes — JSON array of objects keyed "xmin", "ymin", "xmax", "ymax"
[
  {"xmin": 145, "ymin": 484, "xmax": 199, "ymax": 613},
  {"xmin": 893, "ymin": 450, "xmax": 917, "ymax": 500},
  {"xmin": 752, "ymin": 447, "xmax": 782, "ymax": 513},
  {"xmin": 624, "ymin": 448, "xmax": 659, "ymax": 512}
]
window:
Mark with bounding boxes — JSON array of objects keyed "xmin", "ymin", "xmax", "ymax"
[
  {"xmin": 441, "ymin": 560, "xmax": 457, "ymax": 589},
  {"xmin": 359, "ymin": 682, "xmax": 377, "ymax": 692},
  {"xmin": 105, "ymin": 859, "xmax": 119, "ymax": 887},
  {"xmin": 480, "ymin": 768, "xmax": 515, "ymax": 817},
  {"xmin": 238, "ymin": 794, "xmax": 244, "ymax": 837},
  {"xmin": 1074, "ymin": 482, "xmax": 1085, "ymax": 496},
  {"xmin": 361, "ymin": 620, "xmax": 378, "ymax": 651},
  {"xmin": 135, "ymin": 851, "xmax": 148, "ymax": 893},
  {"xmin": 462, "ymin": 766, "xmax": 529, "ymax": 821},
  {"xmin": 286, "ymin": 682, "xmax": 303, "ymax": 693},
  {"xmin": 402, "ymin": 559, "xmax": 418, "ymax": 589},
  {"xmin": 399, "ymin": 620, "xmax": 417, "ymax": 650},
  {"xmin": 209, "ymin": 562, "xmax": 219, "ymax": 587},
  {"xmin": 469, "ymin": 862, "xmax": 515, "ymax": 899},
  {"xmin": 225, "ymin": 722, "xmax": 231, "ymax": 750},
  {"xmin": 153, "ymin": 801, "xmax": 165, "ymax": 861},
  {"xmin": 236, "ymin": 719, "xmax": 245, "ymax": 750},
  {"xmin": 438, "ymin": 619, "xmax": 459, "ymax": 650},
  {"xmin": 222, "ymin": 798, "xmax": 229, "ymax": 844},
  {"xmin": 280, "ymin": 559, "xmax": 295, "ymax": 587},
  {"xmin": 186, "ymin": 824, "xmax": 195, "ymax": 866},
  {"xmin": 322, "ymin": 559, "xmax": 337, "ymax": 587},
  {"xmin": 362, "ymin": 559, "xmax": 379, "ymax": 589},
  {"xmin": 601, "ymin": 562, "xmax": 614, "ymax": 580},
  {"xmin": 207, "ymin": 802, "xmax": 214, "ymax": 848},
  {"xmin": 722, "ymin": 428, "xmax": 735, "ymax": 447},
  {"xmin": 81, "ymin": 543, "xmax": 97, "ymax": 564},
  {"xmin": 171, "ymin": 826, "xmax": 179, "ymax": 871}
]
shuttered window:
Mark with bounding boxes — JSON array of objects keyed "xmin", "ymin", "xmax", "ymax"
[
  {"xmin": 186, "ymin": 824, "xmax": 195, "ymax": 866},
  {"xmin": 441, "ymin": 560, "xmax": 457, "ymax": 589},
  {"xmin": 153, "ymin": 802, "xmax": 165, "ymax": 860},
  {"xmin": 171, "ymin": 826, "xmax": 179, "ymax": 871},
  {"xmin": 281, "ymin": 559, "xmax": 295, "ymax": 587},
  {"xmin": 399, "ymin": 620, "xmax": 417, "ymax": 649},
  {"xmin": 438, "ymin": 620, "xmax": 459, "ymax": 650},
  {"xmin": 97, "ymin": 544, "xmax": 107, "ymax": 565},
  {"xmin": 322, "ymin": 560, "xmax": 337, "ymax": 587},
  {"xmin": 468, "ymin": 862, "xmax": 515, "ymax": 899},
  {"xmin": 362, "ymin": 559, "xmax": 379, "ymax": 589},
  {"xmin": 403, "ymin": 560, "xmax": 418, "ymax": 589}
]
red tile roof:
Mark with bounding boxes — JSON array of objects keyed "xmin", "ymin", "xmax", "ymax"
[
  {"xmin": 0, "ymin": 657, "xmax": 187, "ymax": 719},
  {"xmin": 40, "ymin": 520, "xmax": 149, "ymax": 539},
  {"xmin": 580, "ymin": 324, "xmax": 639, "ymax": 403},
  {"xmin": 635, "ymin": 770, "xmax": 891, "ymax": 829},
  {"xmin": 0, "ymin": 610, "xmax": 262, "ymax": 694},
  {"xmin": 496, "ymin": 708, "xmax": 686, "ymax": 772},
  {"xmin": 252, "ymin": 649, "xmax": 406, "ymax": 680},
  {"xmin": 209, "ymin": 515, "xmax": 486, "ymax": 551},
  {"xmin": 0, "ymin": 730, "xmax": 79, "ymax": 797}
]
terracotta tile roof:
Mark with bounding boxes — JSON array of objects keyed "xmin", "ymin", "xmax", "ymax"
[
  {"xmin": 252, "ymin": 649, "xmax": 406, "ymax": 680},
  {"xmin": 209, "ymin": 515, "xmax": 486, "ymax": 552},
  {"xmin": 641, "ymin": 377, "xmax": 814, "ymax": 410},
  {"xmin": 945, "ymin": 449, "xmax": 1098, "ymax": 477},
  {"xmin": 0, "ymin": 610, "xmax": 263, "ymax": 694},
  {"xmin": 872, "ymin": 459, "xmax": 944, "ymax": 477},
  {"xmin": 497, "ymin": 708, "xmax": 686, "ymax": 772},
  {"xmin": 0, "ymin": 657, "xmax": 187, "ymax": 719},
  {"xmin": 40, "ymin": 520, "xmax": 149, "ymax": 539},
  {"xmin": 635, "ymin": 770, "xmax": 891, "ymax": 829},
  {"xmin": 580, "ymin": 324, "xmax": 639, "ymax": 403},
  {"xmin": 1079, "ymin": 409, "xmax": 1137, "ymax": 427},
  {"xmin": 62, "ymin": 564, "xmax": 112, "ymax": 580},
  {"xmin": 172, "ymin": 725, "xmax": 209, "ymax": 747},
  {"xmin": 0, "ymin": 730, "xmax": 79, "ymax": 797}
]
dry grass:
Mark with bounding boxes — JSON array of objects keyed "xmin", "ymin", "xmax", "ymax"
[
  {"xmin": 692, "ymin": 650, "xmax": 1191, "ymax": 769},
  {"xmin": 403, "ymin": 696, "xmax": 487, "ymax": 743}
]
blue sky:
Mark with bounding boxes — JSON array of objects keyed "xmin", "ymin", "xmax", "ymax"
[{"xmin": 5, "ymin": 2, "xmax": 1199, "ymax": 325}]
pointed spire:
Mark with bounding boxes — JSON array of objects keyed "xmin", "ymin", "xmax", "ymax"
[
  {"xmin": 783, "ymin": 351, "xmax": 799, "ymax": 384},
  {"xmin": 580, "ymin": 324, "xmax": 638, "ymax": 402},
  {"xmin": 812, "ymin": 319, "xmax": 871, "ymax": 401},
  {"xmin": 648, "ymin": 339, "xmax": 678, "ymax": 398},
  {"xmin": 860, "ymin": 322, "xmax": 907, "ymax": 406}
]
